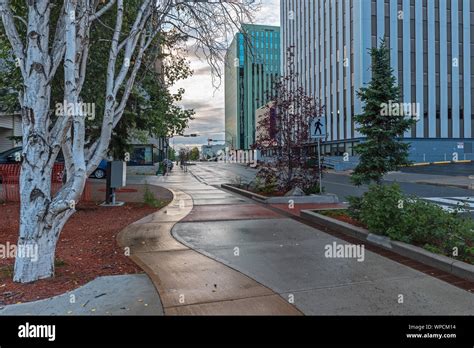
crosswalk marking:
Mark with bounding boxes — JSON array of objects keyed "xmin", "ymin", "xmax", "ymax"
[
  {"xmin": 424, "ymin": 197, "xmax": 474, "ymax": 208},
  {"xmin": 422, "ymin": 197, "xmax": 474, "ymax": 213}
]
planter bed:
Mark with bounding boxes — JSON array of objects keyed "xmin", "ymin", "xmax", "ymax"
[
  {"xmin": 221, "ymin": 183, "xmax": 339, "ymax": 204},
  {"xmin": 300, "ymin": 208, "xmax": 474, "ymax": 282}
]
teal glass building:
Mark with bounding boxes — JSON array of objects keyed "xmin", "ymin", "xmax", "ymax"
[{"xmin": 225, "ymin": 24, "xmax": 281, "ymax": 150}]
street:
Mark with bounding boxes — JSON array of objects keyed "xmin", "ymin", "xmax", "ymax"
[
  {"xmin": 188, "ymin": 162, "xmax": 474, "ymax": 211},
  {"xmin": 401, "ymin": 162, "xmax": 474, "ymax": 176}
]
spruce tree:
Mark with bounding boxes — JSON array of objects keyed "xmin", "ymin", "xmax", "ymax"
[{"xmin": 351, "ymin": 40, "xmax": 415, "ymax": 186}]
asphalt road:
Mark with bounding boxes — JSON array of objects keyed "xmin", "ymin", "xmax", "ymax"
[
  {"xmin": 322, "ymin": 172, "xmax": 474, "ymax": 202},
  {"xmin": 401, "ymin": 162, "xmax": 474, "ymax": 176},
  {"xmin": 188, "ymin": 161, "xmax": 474, "ymax": 201}
]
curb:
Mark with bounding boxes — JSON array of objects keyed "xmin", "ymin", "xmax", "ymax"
[
  {"xmin": 221, "ymin": 184, "xmax": 339, "ymax": 204},
  {"xmin": 413, "ymin": 181, "xmax": 470, "ymax": 190},
  {"xmin": 401, "ymin": 160, "xmax": 472, "ymax": 167},
  {"xmin": 221, "ymin": 183, "xmax": 267, "ymax": 201},
  {"xmin": 300, "ymin": 209, "xmax": 474, "ymax": 282}
]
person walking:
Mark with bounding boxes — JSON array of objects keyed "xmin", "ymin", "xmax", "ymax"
[{"xmin": 180, "ymin": 158, "xmax": 187, "ymax": 173}]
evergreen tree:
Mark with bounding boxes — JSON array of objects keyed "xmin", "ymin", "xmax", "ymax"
[{"xmin": 351, "ymin": 40, "xmax": 415, "ymax": 186}]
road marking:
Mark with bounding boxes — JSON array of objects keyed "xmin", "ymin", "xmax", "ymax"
[
  {"xmin": 421, "ymin": 197, "xmax": 474, "ymax": 213},
  {"xmin": 436, "ymin": 205, "xmax": 465, "ymax": 213},
  {"xmin": 423, "ymin": 197, "xmax": 474, "ymax": 208},
  {"xmin": 449, "ymin": 197, "xmax": 474, "ymax": 201}
]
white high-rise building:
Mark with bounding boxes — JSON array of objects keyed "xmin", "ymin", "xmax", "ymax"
[{"xmin": 281, "ymin": 0, "xmax": 474, "ymax": 163}]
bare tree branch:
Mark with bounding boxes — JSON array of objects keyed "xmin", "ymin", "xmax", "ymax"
[{"xmin": 0, "ymin": 0, "xmax": 26, "ymax": 77}]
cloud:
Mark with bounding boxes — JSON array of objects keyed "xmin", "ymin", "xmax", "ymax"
[
  {"xmin": 171, "ymin": 0, "xmax": 280, "ymax": 146},
  {"xmin": 192, "ymin": 65, "xmax": 212, "ymax": 76}
]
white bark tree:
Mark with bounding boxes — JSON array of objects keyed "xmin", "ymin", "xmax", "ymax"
[{"xmin": 0, "ymin": 0, "xmax": 256, "ymax": 283}]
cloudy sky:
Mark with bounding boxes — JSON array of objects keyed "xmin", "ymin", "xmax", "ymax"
[{"xmin": 171, "ymin": 0, "xmax": 280, "ymax": 149}]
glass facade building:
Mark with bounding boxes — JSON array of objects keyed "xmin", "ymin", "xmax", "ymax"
[
  {"xmin": 225, "ymin": 24, "xmax": 281, "ymax": 150},
  {"xmin": 281, "ymin": 0, "xmax": 474, "ymax": 162}
]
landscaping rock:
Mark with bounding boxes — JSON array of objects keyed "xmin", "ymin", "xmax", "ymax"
[{"xmin": 285, "ymin": 187, "xmax": 305, "ymax": 197}]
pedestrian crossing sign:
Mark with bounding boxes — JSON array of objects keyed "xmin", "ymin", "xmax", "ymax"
[{"xmin": 310, "ymin": 117, "xmax": 326, "ymax": 139}]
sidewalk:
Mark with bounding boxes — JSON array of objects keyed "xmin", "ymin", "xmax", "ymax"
[
  {"xmin": 128, "ymin": 168, "xmax": 473, "ymax": 315},
  {"xmin": 121, "ymin": 172, "xmax": 301, "ymax": 315},
  {"xmin": 0, "ymin": 274, "xmax": 163, "ymax": 315}
]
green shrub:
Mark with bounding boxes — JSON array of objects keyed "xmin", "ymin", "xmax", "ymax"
[
  {"xmin": 346, "ymin": 195, "xmax": 363, "ymax": 220},
  {"xmin": 260, "ymin": 177, "xmax": 278, "ymax": 194},
  {"xmin": 358, "ymin": 184, "xmax": 405, "ymax": 237},
  {"xmin": 254, "ymin": 170, "xmax": 278, "ymax": 194},
  {"xmin": 305, "ymin": 183, "xmax": 325, "ymax": 195},
  {"xmin": 349, "ymin": 184, "xmax": 474, "ymax": 264}
]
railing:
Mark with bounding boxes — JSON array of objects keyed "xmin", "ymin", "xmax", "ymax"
[{"xmin": 0, "ymin": 163, "xmax": 91, "ymax": 202}]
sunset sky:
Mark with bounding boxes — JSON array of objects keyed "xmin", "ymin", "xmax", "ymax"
[{"xmin": 171, "ymin": 0, "xmax": 280, "ymax": 149}]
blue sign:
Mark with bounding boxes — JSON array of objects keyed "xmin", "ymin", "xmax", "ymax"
[{"xmin": 310, "ymin": 117, "xmax": 326, "ymax": 139}]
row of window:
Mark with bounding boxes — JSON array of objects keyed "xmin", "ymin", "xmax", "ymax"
[{"xmin": 281, "ymin": 0, "xmax": 474, "ymax": 141}]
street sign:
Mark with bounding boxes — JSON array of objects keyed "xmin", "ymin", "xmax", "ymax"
[
  {"xmin": 310, "ymin": 117, "xmax": 326, "ymax": 139},
  {"xmin": 309, "ymin": 117, "xmax": 325, "ymax": 194}
]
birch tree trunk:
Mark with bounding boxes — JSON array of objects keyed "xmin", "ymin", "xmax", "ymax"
[
  {"xmin": 12, "ymin": 2, "xmax": 58, "ymax": 282},
  {"xmin": 0, "ymin": 0, "xmax": 254, "ymax": 283}
]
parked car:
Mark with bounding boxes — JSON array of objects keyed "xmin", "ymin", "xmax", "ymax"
[
  {"xmin": 0, "ymin": 146, "xmax": 65, "ymax": 164},
  {"xmin": 0, "ymin": 146, "xmax": 107, "ymax": 179},
  {"xmin": 0, "ymin": 146, "xmax": 22, "ymax": 164},
  {"xmin": 91, "ymin": 160, "xmax": 108, "ymax": 179}
]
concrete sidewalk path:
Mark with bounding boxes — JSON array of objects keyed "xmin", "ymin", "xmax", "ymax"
[
  {"xmin": 0, "ymin": 274, "xmax": 163, "ymax": 315},
  {"xmin": 127, "ymin": 170, "xmax": 473, "ymax": 315},
  {"xmin": 119, "ymin": 172, "xmax": 301, "ymax": 315}
]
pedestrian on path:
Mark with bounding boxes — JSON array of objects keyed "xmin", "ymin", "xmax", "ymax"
[{"xmin": 180, "ymin": 158, "xmax": 188, "ymax": 173}]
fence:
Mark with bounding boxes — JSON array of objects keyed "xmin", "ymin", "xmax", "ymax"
[{"xmin": 0, "ymin": 163, "xmax": 91, "ymax": 202}]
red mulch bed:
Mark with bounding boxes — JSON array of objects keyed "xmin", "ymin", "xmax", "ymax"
[
  {"xmin": 331, "ymin": 214, "xmax": 367, "ymax": 229},
  {"xmin": 0, "ymin": 202, "xmax": 157, "ymax": 305},
  {"xmin": 321, "ymin": 211, "xmax": 367, "ymax": 229}
]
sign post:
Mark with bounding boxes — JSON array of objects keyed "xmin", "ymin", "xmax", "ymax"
[{"xmin": 310, "ymin": 117, "xmax": 326, "ymax": 194}]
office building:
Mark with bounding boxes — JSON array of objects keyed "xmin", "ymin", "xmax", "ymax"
[
  {"xmin": 225, "ymin": 24, "xmax": 281, "ymax": 150},
  {"xmin": 281, "ymin": 0, "xmax": 474, "ymax": 162}
]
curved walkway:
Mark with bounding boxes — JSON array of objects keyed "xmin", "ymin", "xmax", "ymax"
[
  {"xmin": 118, "ymin": 172, "xmax": 302, "ymax": 315},
  {"xmin": 125, "ymin": 168, "xmax": 473, "ymax": 315}
]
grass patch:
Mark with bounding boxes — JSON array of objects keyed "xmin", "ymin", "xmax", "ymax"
[
  {"xmin": 55, "ymin": 258, "xmax": 67, "ymax": 267},
  {"xmin": 143, "ymin": 183, "xmax": 168, "ymax": 209},
  {"xmin": 0, "ymin": 265, "xmax": 13, "ymax": 280}
]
